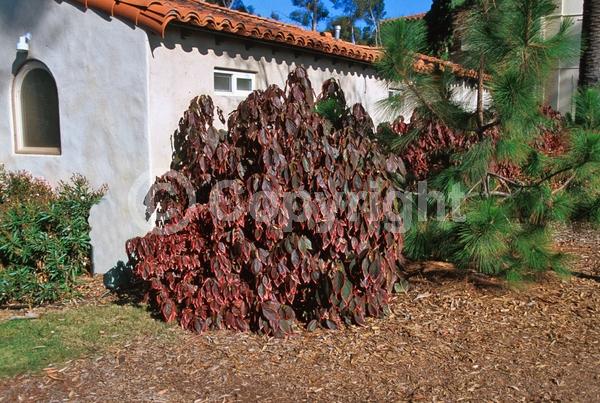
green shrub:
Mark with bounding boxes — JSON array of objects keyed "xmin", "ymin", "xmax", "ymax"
[
  {"xmin": 0, "ymin": 165, "xmax": 106, "ymax": 305},
  {"xmin": 569, "ymin": 85, "xmax": 600, "ymax": 131}
]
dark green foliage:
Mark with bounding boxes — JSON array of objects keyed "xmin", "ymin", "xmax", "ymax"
[
  {"xmin": 570, "ymin": 85, "xmax": 600, "ymax": 130},
  {"xmin": 204, "ymin": 0, "xmax": 254, "ymax": 14},
  {"xmin": 314, "ymin": 78, "xmax": 350, "ymax": 128},
  {"xmin": 330, "ymin": 0, "xmax": 386, "ymax": 45},
  {"xmin": 290, "ymin": 0, "xmax": 329, "ymax": 30},
  {"xmin": 377, "ymin": 0, "xmax": 599, "ymax": 280},
  {"xmin": 421, "ymin": 0, "xmax": 474, "ymax": 56},
  {"xmin": 0, "ymin": 166, "xmax": 105, "ymax": 305},
  {"xmin": 326, "ymin": 16, "xmax": 361, "ymax": 44}
]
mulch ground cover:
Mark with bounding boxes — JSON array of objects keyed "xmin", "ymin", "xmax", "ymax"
[{"xmin": 1, "ymin": 224, "xmax": 599, "ymax": 402}]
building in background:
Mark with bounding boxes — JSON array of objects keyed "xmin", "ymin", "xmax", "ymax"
[{"xmin": 544, "ymin": 0, "xmax": 584, "ymax": 115}]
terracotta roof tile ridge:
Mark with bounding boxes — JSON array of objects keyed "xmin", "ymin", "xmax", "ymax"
[
  {"xmin": 384, "ymin": 12, "xmax": 427, "ymax": 23},
  {"xmin": 70, "ymin": 0, "xmax": 484, "ymax": 79},
  {"xmin": 185, "ymin": 0, "xmax": 313, "ymax": 31}
]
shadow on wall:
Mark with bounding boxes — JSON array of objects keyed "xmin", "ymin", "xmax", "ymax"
[
  {"xmin": 146, "ymin": 26, "xmax": 385, "ymax": 109},
  {"xmin": 0, "ymin": 1, "xmax": 55, "ymax": 30}
]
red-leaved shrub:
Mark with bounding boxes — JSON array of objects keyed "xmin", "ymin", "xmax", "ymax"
[
  {"xmin": 126, "ymin": 68, "xmax": 405, "ymax": 336},
  {"xmin": 381, "ymin": 105, "xmax": 568, "ymax": 183}
]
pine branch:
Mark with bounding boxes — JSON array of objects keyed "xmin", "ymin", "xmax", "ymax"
[
  {"xmin": 487, "ymin": 172, "xmax": 525, "ymax": 187},
  {"xmin": 477, "ymin": 119, "xmax": 501, "ymax": 134},
  {"xmin": 552, "ymin": 172, "xmax": 577, "ymax": 195},
  {"xmin": 477, "ymin": 57, "xmax": 486, "ymax": 129},
  {"xmin": 532, "ymin": 165, "xmax": 581, "ymax": 187},
  {"xmin": 398, "ymin": 65, "xmax": 444, "ymax": 124}
]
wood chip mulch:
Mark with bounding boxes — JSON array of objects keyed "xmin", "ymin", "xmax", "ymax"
[{"xmin": 1, "ymin": 224, "xmax": 599, "ymax": 402}]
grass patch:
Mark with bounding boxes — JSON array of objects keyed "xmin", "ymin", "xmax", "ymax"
[{"xmin": 0, "ymin": 304, "xmax": 175, "ymax": 378}]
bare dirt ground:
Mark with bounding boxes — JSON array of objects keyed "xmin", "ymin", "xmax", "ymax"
[{"xmin": 1, "ymin": 224, "xmax": 599, "ymax": 402}]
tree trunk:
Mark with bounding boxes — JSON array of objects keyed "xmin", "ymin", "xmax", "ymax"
[
  {"xmin": 312, "ymin": 0, "xmax": 318, "ymax": 31},
  {"xmin": 477, "ymin": 56, "xmax": 485, "ymax": 128},
  {"xmin": 369, "ymin": 8, "xmax": 379, "ymax": 46},
  {"xmin": 579, "ymin": 0, "xmax": 600, "ymax": 87}
]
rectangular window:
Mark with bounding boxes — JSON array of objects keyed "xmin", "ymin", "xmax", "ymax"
[
  {"xmin": 214, "ymin": 69, "xmax": 255, "ymax": 96},
  {"xmin": 388, "ymin": 88, "xmax": 402, "ymax": 98},
  {"xmin": 214, "ymin": 72, "xmax": 232, "ymax": 92}
]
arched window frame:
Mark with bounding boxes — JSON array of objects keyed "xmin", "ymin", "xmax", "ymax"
[{"xmin": 12, "ymin": 60, "xmax": 62, "ymax": 155}]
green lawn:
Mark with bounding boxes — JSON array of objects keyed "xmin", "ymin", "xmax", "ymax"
[{"xmin": 0, "ymin": 304, "xmax": 175, "ymax": 378}]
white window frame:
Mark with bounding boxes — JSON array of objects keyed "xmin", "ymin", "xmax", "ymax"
[
  {"xmin": 12, "ymin": 60, "xmax": 61, "ymax": 155},
  {"xmin": 214, "ymin": 69, "xmax": 256, "ymax": 97},
  {"xmin": 388, "ymin": 88, "xmax": 402, "ymax": 98}
]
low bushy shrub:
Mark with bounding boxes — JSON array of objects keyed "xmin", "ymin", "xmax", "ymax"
[
  {"xmin": 0, "ymin": 166, "xmax": 105, "ymax": 305},
  {"xmin": 126, "ymin": 68, "xmax": 405, "ymax": 336}
]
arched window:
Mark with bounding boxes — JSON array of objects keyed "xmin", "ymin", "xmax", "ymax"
[{"xmin": 13, "ymin": 61, "xmax": 61, "ymax": 155}]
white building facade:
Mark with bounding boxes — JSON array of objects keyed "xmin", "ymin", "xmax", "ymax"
[
  {"xmin": 0, "ymin": 0, "xmax": 478, "ymax": 273},
  {"xmin": 544, "ymin": 0, "xmax": 584, "ymax": 115}
]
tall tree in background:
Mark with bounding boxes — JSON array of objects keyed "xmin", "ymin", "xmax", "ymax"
[
  {"xmin": 290, "ymin": 0, "xmax": 329, "ymax": 31},
  {"xmin": 205, "ymin": 0, "xmax": 254, "ymax": 13},
  {"xmin": 420, "ymin": 0, "xmax": 476, "ymax": 57},
  {"xmin": 330, "ymin": 0, "xmax": 385, "ymax": 44},
  {"xmin": 360, "ymin": 0, "xmax": 386, "ymax": 46},
  {"xmin": 579, "ymin": 0, "xmax": 600, "ymax": 87},
  {"xmin": 331, "ymin": 0, "xmax": 363, "ymax": 43},
  {"xmin": 327, "ymin": 16, "xmax": 361, "ymax": 42}
]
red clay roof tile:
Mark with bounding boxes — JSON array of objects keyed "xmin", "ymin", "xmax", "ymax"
[
  {"xmin": 72, "ymin": 0, "xmax": 482, "ymax": 79},
  {"xmin": 384, "ymin": 12, "xmax": 427, "ymax": 22}
]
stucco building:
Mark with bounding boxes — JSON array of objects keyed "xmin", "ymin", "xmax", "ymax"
[
  {"xmin": 543, "ymin": 0, "xmax": 584, "ymax": 115},
  {"xmin": 0, "ymin": 0, "xmax": 478, "ymax": 273}
]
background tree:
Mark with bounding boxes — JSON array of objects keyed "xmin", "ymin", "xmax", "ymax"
[
  {"xmin": 423, "ymin": 0, "xmax": 455, "ymax": 56},
  {"xmin": 205, "ymin": 0, "xmax": 254, "ymax": 13},
  {"xmin": 360, "ymin": 0, "xmax": 386, "ymax": 46},
  {"xmin": 377, "ymin": 0, "xmax": 599, "ymax": 280},
  {"xmin": 327, "ymin": 16, "xmax": 361, "ymax": 43},
  {"xmin": 422, "ymin": 0, "xmax": 474, "ymax": 56},
  {"xmin": 331, "ymin": 0, "xmax": 386, "ymax": 45},
  {"xmin": 331, "ymin": 0, "xmax": 363, "ymax": 43},
  {"xmin": 579, "ymin": 0, "xmax": 600, "ymax": 87},
  {"xmin": 290, "ymin": 0, "xmax": 329, "ymax": 31}
]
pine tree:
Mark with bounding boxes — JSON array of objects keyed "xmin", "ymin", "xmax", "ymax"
[
  {"xmin": 579, "ymin": 0, "xmax": 600, "ymax": 87},
  {"xmin": 376, "ymin": 0, "xmax": 600, "ymax": 280},
  {"xmin": 290, "ymin": 0, "xmax": 329, "ymax": 31},
  {"xmin": 422, "ymin": 0, "xmax": 474, "ymax": 56},
  {"xmin": 331, "ymin": 0, "xmax": 363, "ymax": 43},
  {"xmin": 326, "ymin": 16, "xmax": 361, "ymax": 43}
]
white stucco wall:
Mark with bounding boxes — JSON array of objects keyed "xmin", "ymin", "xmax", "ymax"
[
  {"xmin": 147, "ymin": 27, "xmax": 396, "ymax": 176},
  {"xmin": 0, "ymin": 0, "xmax": 151, "ymax": 273},
  {"xmin": 544, "ymin": 0, "xmax": 583, "ymax": 115}
]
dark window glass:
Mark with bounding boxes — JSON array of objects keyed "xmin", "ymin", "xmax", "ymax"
[
  {"xmin": 20, "ymin": 67, "xmax": 61, "ymax": 150},
  {"xmin": 214, "ymin": 72, "xmax": 232, "ymax": 92}
]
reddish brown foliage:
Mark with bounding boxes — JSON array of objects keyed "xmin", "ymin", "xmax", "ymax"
[
  {"xmin": 383, "ymin": 106, "xmax": 568, "ymax": 182},
  {"xmin": 126, "ymin": 69, "xmax": 404, "ymax": 336},
  {"xmin": 381, "ymin": 114, "xmax": 490, "ymax": 180}
]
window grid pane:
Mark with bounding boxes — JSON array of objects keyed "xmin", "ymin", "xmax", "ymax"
[
  {"xmin": 236, "ymin": 77, "xmax": 253, "ymax": 92},
  {"xmin": 214, "ymin": 72, "xmax": 232, "ymax": 92}
]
